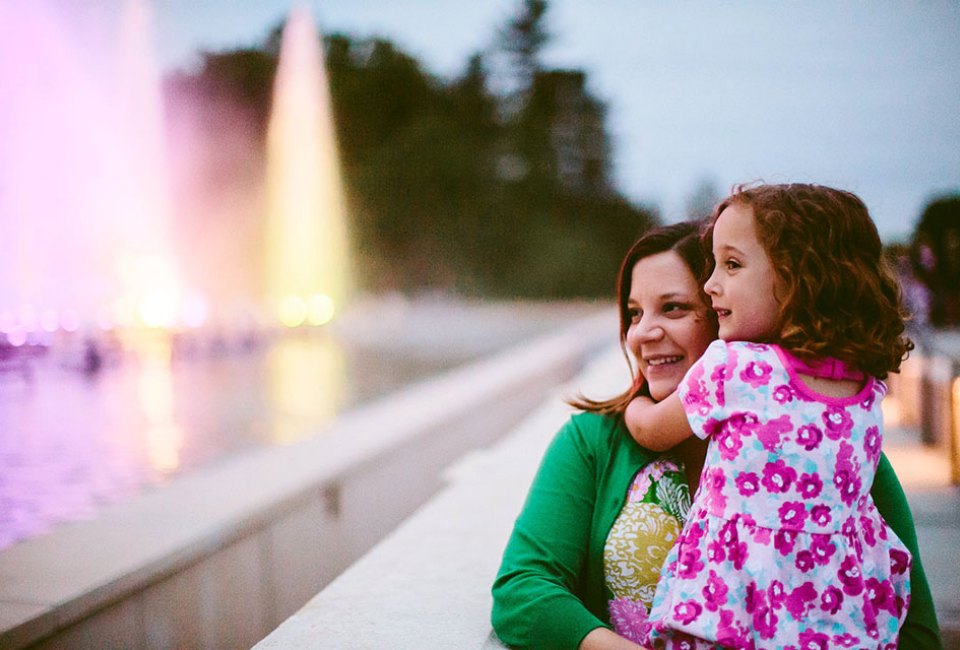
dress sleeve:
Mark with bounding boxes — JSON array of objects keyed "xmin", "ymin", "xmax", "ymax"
[
  {"xmin": 677, "ymin": 339, "xmax": 734, "ymax": 440},
  {"xmin": 872, "ymin": 452, "xmax": 943, "ymax": 649},
  {"xmin": 491, "ymin": 416, "xmax": 608, "ymax": 649}
]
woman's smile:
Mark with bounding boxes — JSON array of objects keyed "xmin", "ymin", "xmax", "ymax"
[
  {"xmin": 626, "ymin": 250, "xmax": 714, "ymax": 401},
  {"xmin": 645, "ymin": 355, "xmax": 684, "ymax": 367}
]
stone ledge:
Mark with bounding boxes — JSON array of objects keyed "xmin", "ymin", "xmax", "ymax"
[{"xmin": 253, "ymin": 342, "xmax": 628, "ymax": 649}]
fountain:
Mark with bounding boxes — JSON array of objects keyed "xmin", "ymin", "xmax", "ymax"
[
  {"xmin": 0, "ymin": 0, "xmax": 569, "ymax": 557},
  {"xmin": 0, "ymin": 0, "xmax": 183, "ymax": 338},
  {"xmin": 265, "ymin": 4, "xmax": 352, "ymax": 328},
  {"xmin": 0, "ymin": 0, "xmax": 357, "ymax": 547},
  {"xmin": 0, "ymin": 0, "xmax": 352, "ymax": 341}
]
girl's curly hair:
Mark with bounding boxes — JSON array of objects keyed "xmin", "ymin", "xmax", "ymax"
[{"xmin": 704, "ymin": 183, "xmax": 912, "ymax": 378}]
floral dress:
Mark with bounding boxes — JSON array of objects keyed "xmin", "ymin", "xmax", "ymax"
[
  {"xmin": 645, "ymin": 340, "xmax": 912, "ymax": 650},
  {"xmin": 604, "ymin": 457, "xmax": 692, "ymax": 642}
]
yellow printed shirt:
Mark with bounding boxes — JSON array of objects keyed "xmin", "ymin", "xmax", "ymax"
[{"xmin": 604, "ymin": 457, "xmax": 691, "ymax": 643}]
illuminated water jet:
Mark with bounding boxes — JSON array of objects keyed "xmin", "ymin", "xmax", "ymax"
[
  {"xmin": 0, "ymin": 0, "xmax": 184, "ymax": 336},
  {"xmin": 114, "ymin": 0, "xmax": 183, "ymax": 332},
  {"xmin": 264, "ymin": 4, "xmax": 352, "ymax": 327}
]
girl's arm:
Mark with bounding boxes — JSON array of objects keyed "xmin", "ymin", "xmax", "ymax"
[
  {"xmin": 623, "ymin": 392, "xmax": 694, "ymax": 451},
  {"xmin": 579, "ymin": 627, "xmax": 645, "ymax": 649},
  {"xmin": 871, "ymin": 452, "xmax": 943, "ymax": 649}
]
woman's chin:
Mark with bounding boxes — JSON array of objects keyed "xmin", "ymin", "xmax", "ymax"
[
  {"xmin": 647, "ymin": 378, "xmax": 681, "ymax": 402},
  {"xmin": 644, "ymin": 360, "xmax": 689, "ymax": 400}
]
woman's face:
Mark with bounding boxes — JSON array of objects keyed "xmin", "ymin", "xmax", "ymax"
[{"xmin": 625, "ymin": 250, "xmax": 715, "ymax": 401}]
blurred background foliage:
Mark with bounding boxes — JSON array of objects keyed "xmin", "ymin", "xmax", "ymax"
[
  {"xmin": 164, "ymin": 0, "xmax": 657, "ymax": 299},
  {"xmin": 162, "ymin": 0, "xmax": 958, "ymax": 314}
]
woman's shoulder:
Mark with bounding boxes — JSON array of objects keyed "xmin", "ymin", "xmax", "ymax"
[
  {"xmin": 567, "ymin": 411, "xmax": 660, "ymax": 456},
  {"xmin": 567, "ymin": 410, "xmax": 624, "ymax": 439},
  {"xmin": 562, "ymin": 411, "xmax": 659, "ymax": 472},
  {"xmin": 562, "ymin": 411, "xmax": 638, "ymax": 451}
]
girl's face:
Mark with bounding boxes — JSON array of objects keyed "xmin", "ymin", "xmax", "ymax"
[
  {"xmin": 704, "ymin": 203, "xmax": 782, "ymax": 342},
  {"xmin": 626, "ymin": 251, "xmax": 715, "ymax": 401}
]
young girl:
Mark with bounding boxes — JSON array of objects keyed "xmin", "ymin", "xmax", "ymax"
[{"xmin": 625, "ymin": 184, "xmax": 914, "ymax": 649}]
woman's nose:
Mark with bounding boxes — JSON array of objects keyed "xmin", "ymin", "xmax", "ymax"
[{"xmin": 632, "ymin": 315, "xmax": 663, "ymax": 343}]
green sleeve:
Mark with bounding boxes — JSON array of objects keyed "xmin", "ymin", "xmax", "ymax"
[
  {"xmin": 872, "ymin": 452, "xmax": 943, "ymax": 649},
  {"xmin": 491, "ymin": 416, "xmax": 608, "ymax": 649}
]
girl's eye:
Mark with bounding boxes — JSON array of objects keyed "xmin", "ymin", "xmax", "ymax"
[
  {"xmin": 724, "ymin": 258, "xmax": 741, "ymax": 270},
  {"xmin": 627, "ymin": 308, "xmax": 641, "ymax": 324}
]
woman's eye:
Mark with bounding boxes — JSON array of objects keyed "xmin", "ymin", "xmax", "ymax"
[
  {"xmin": 628, "ymin": 309, "xmax": 641, "ymax": 324},
  {"xmin": 663, "ymin": 302, "xmax": 689, "ymax": 315}
]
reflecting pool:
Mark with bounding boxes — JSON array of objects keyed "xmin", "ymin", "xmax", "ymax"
[{"xmin": 0, "ymin": 299, "xmax": 598, "ymax": 550}]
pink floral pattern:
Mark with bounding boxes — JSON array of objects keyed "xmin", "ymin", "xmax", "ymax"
[{"xmin": 645, "ymin": 341, "xmax": 912, "ymax": 649}]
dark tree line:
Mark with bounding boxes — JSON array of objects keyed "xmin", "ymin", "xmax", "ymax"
[
  {"xmin": 164, "ymin": 0, "xmax": 656, "ymax": 299},
  {"xmin": 911, "ymin": 196, "xmax": 960, "ymax": 326}
]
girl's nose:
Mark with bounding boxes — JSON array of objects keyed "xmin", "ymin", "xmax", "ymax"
[{"xmin": 704, "ymin": 267, "xmax": 721, "ymax": 296}]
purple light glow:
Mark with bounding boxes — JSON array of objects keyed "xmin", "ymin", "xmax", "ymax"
[
  {"xmin": 0, "ymin": 1, "xmax": 364, "ymax": 552},
  {"xmin": 0, "ymin": 0, "xmax": 186, "ymax": 331}
]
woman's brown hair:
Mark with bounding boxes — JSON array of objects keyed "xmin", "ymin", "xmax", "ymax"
[
  {"xmin": 569, "ymin": 221, "xmax": 716, "ymax": 414},
  {"xmin": 704, "ymin": 183, "xmax": 913, "ymax": 378}
]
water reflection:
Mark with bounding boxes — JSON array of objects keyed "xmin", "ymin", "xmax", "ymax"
[
  {"xmin": 267, "ymin": 334, "xmax": 344, "ymax": 444},
  {"xmin": 0, "ymin": 329, "xmax": 455, "ymax": 550},
  {"xmin": 136, "ymin": 335, "xmax": 182, "ymax": 474},
  {"xmin": 0, "ymin": 301, "xmax": 598, "ymax": 550}
]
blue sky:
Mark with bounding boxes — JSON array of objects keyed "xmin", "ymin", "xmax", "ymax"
[{"xmin": 61, "ymin": 1, "xmax": 960, "ymax": 240}]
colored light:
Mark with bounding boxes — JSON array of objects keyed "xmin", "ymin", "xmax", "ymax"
[
  {"xmin": 307, "ymin": 293, "xmax": 335, "ymax": 326},
  {"xmin": 279, "ymin": 295, "xmax": 307, "ymax": 328},
  {"xmin": 138, "ymin": 293, "xmax": 179, "ymax": 329},
  {"xmin": 19, "ymin": 307, "xmax": 38, "ymax": 332},
  {"xmin": 7, "ymin": 329, "xmax": 26, "ymax": 347},
  {"xmin": 138, "ymin": 337, "xmax": 182, "ymax": 474},
  {"xmin": 267, "ymin": 335, "xmax": 343, "ymax": 444},
  {"xmin": 265, "ymin": 5, "xmax": 351, "ymax": 327},
  {"xmin": 61, "ymin": 310, "xmax": 80, "ymax": 332},
  {"xmin": 181, "ymin": 294, "xmax": 208, "ymax": 329},
  {"xmin": 40, "ymin": 309, "xmax": 58, "ymax": 333}
]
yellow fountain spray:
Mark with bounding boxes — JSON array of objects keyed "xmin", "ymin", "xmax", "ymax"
[{"xmin": 264, "ymin": 4, "xmax": 351, "ymax": 328}]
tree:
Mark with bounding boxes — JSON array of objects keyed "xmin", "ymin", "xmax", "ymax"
[
  {"xmin": 911, "ymin": 195, "xmax": 960, "ymax": 326},
  {"xmin": 162, "ymin": 7, "xmax": 658, "ymax": 299},
  {"xmin": 496, "ymin": 0, "xmax": 550, "ymax": 97}
]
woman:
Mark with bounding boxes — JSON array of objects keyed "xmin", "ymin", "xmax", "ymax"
[{"xmin": 490, "ymin": 222, "xmax": 941, "ymax": 649}]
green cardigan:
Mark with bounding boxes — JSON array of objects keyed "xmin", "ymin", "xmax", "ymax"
[{"xmin": 491, "ymin": 411, "xmax": 942, "ymax": 649}]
